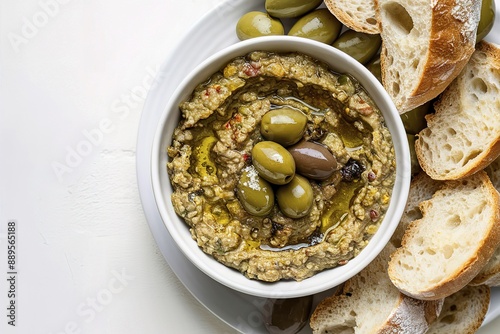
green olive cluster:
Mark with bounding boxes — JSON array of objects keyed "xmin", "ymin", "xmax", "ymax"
[
  {"xmin": 236, "ymin": 0, "xmax": 382, "ymax": 66},
  {"xmin": 236, "ymin": 107, "xmax": 337, "ymax": 219}
]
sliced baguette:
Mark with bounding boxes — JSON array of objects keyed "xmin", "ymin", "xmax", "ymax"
[
  {"xmin": 426, "ymin": 285, "xmax": 490, "ymax": 334},
  {"xmin": 377, "ymin": 0, "xmax": 480, "ymax": 113},
  {"xmin": 486, "ymin": 155, "xmax": 500, "ymax": 189},
  {"xmin": 472, "ymin": 156, "xmax": 500, "ymax": 286},
  {"xmin": 472, "ymin": 247, "xmax": 500, "ymax": 286},
  {"xmin": 388, "ymin": 171, "xmax": 500, "ymax": 300},
  {"xmin": 415, "ymin": 41, "xmax": 500, "ymax": 180},
  {"xmin": 391, "ymin": 172, "xmax": 442, "ymax": 248},
  {"xmin": 324, "ymin": 0, "xmax": 379, "ymax": 34},
  {"xmin": 310, "ymin": 243, "xmax": 443, "ymax": 334}
]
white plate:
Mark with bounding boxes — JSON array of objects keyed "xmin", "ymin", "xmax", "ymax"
[{"xmin": 136, "ymin": 1, "xmax": 500, "ymax": 332}]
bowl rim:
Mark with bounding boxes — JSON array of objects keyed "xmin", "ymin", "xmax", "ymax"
[{"xmin": 151, "ymin": 35, "xmax": 411, "ymax": 298}]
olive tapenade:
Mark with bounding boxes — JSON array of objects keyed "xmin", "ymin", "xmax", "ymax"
[{"xmin": 167, "ymin": 51, "xmax": 396, "ymax": 282}]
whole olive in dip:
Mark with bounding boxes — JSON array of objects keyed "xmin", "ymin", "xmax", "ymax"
[
  {"xmin": 237, "ymin": 166, "xmax": 275, "ymax": 216},
  {"xmin": 260, "ymin": 107, "xmax": 307, "ymax": 146},
  {"xmin": 252, "ymin": 141, "xmax": 296, "ymax": 185},
  {"xmin": 276, "ymin": 175, "xmax": 314, "ymax": 218},
  {"xmin": 289, "ymin": 141, "xmax": 337, "ymax": 180}
]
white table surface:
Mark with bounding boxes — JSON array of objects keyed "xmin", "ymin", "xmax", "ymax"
[{"xmin": 1, "ymin": 1, "xmax": 499, "ymax": 333}]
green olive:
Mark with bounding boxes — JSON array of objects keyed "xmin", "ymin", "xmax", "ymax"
[
  {"xmin": 252, "ymin": 141, "xmax": 296, "ymax": 185},
  {"xmin": 400, "ymin": 102, "xmax": 431, "ymax": 135},
  {"xmin": 237, "ymin": 166, "xmax": 275, "ymax": 216},
  {"xmin": 477, "ymin": 0, "xmax": 496, "ymax": 42},
  {"xmin": 407, "ymin": 134, "xmax": 422, "ymax": 176},
  {"xmin": 236, "ymin": 11, "xmax": 285, "ymax": 41},
  {"xmin": 260, "ymin": 107, "xmax": 307, "ymax": 146},
  {"xmin": 288, "ymin": 9, "xmax": 342, "ymax": 44},
  {"xmin": 332, "ymin": 30, "xmax": 382, "ymax": 65},
  {"xmin": 265, "ymin": 0, "xmax": 323, "ymax": 18},
  {"xmin": 366, "ymin": 55, "xmax": 382, "ymax": 82},
  {"xmin": 337, "ymin": 74, "xmax": 356, "ymax": 96},
  {"xmin": 276, "ymin": 175, "xmax": 314, "ymax": 219}
]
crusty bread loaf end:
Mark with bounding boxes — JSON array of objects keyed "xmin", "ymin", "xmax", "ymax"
[{"xmin": 378, "ymin": 0, "xmax": 480, "ymax": 113}]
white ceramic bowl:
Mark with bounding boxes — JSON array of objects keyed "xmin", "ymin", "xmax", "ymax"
[{"xmin": 151, "ymin": 36, "xmax": 411, "ymax": 299}]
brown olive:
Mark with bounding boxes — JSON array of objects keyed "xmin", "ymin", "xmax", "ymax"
[
  {"xmin": 288, "ymin": 141, "xmax": 337, "ymax": 180},
  {"xmin": 264, "ymin": 296, "xmax": 313, "ymax": 334}
]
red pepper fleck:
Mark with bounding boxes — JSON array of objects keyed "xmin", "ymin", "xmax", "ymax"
[
  {"xmin": 233, "ymin": 114, "xmax": 242, "ymax": 122},
  {"xmin": 204, "ymin": 89, "xmax": 210, "ymax": 97},
  {"xmin": 243, "ymin": 62, "xmax": 260, "ymax": 77},
  {"xmin": 370, "ymin": 210, "xmax": 379, "ymax": 221},
  {"xmin": 368, "ymin": 171, "xmax": 377, "ymax": 182},
  {"xmin": 215, "ymin": 85, "xmax": 221, "ymax": 93}
]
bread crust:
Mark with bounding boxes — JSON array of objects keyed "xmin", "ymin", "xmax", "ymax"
[
  {"xmin": 418, "ymin": 139, "xmax": 500, "ymax": 181},
  {"xmin": 416, "ymin": 41, "xmax": 500, "ymax": 180},
  {"xmin": 310, "ymin": 293, "xmax": 442, "ymax": 334},
  {"xmin": 471, "ymin": 157, "xmax": 500, "ymax": 286},
  {"xmin": 310, "ymin": 243, "xmax": 443, "ymax": 333},
  {"xmin": 378, "ymin": 297, "xmax": 443, "ymax": 334},
  {"xmin": 324, "ymin": 0, "xmax": 380, "ymax": 34},
  {"xmin": 388, "ymin": 171, "xmax": 500, "ymax": 301},
  {"xmin": 379, "ymin": 0, "xmax": 480, "ymax": 113},
  {"xmin": 427, "ymin": 285, "xmax": 490, "ymax": 334},
  {"xmin": 408, "ymin": 0, "xmax": 478, "ymax": 109},
  {"xmin": 471, "ymin": 247, "xmax": 500, "ymax": 286}
]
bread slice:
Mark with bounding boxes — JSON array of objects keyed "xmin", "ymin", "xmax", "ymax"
[
  {"xmin": 310, "ymin": 243, "xmax": 443, "ymax": 334},
  {"xmin": 388, "ymin": 171, "xmax": 500, "ymax": 300},
  {"xmin": 324, "ymin": 0, "xmax": 379, "ymax": 34},
  {"xmin": 391, "ymin": 172, "xmax": 442, "ymax": 248},
  {"xmin": 471, "ymin": 156, "xmax": 500, "ymax": 286},
  {"xmin": 415, "ymin": 41, "xmax": 500, "ymax": 180},
  {"xmin": 426, "ymin": 285, "xmax": 490, "ymax": 334},
  {"xmin": 377, "ymin": 0, "xmax": 480, "ymax": 113},
  {"xmin": 472, "ymin": 247, "xmax": 500, "ymax": 286},
  {"xmin": 486, "ymin": 155, "xmax": 500, "ymax": 189}
]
